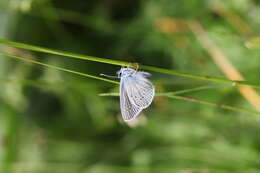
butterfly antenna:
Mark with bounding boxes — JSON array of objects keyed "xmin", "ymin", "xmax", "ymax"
[{"xmin": 100, "ymin": 74, "xmax": 119, "ymax": 79}]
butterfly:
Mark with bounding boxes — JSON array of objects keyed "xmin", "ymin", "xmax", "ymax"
[{"xmin": 101, "ymin": 67, "xmax": 155, "ymax": 121}]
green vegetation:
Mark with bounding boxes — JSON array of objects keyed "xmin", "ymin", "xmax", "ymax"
[{"xmin": 0, "ymin": 0, "xmax": 260, "ymax": 172}]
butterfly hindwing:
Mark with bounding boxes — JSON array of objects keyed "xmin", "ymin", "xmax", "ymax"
[
  {"xmin": 124, "ymin": 73, "xmax": 155, "ymax": 108},
  {"xmin": 120, "ymin": 79, "xmax": 143, "ymax": 121}
]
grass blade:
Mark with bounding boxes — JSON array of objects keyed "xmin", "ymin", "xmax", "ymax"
[
  {"xmin": 0, "ymin": 51, "xmax": 119, "ymax": 85},
  {"xmin": 168, "ymin": 95, "xmax": 260, "ymax": 116},
  {"xmin": 0, "ymin": 39, "xmax": 260, "ymax": 88},
  {"xmin": 99, "ymin": 92, "xmax": 260, "ymax": 116},
  {"xmin": 0, "ymin": 39, "xmax": 130, "ymax": 66}
]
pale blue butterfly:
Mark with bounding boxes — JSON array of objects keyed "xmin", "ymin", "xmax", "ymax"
[{"xmin": 101, "ymin": 67, "xmax": 155, "ymax": 121}]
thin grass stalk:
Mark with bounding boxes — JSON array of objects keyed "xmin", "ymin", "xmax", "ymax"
[
  {"xmin": 0, "ymin": 51, "xmax": 119, "ymax": 85},
  {"xmin": 0, "ymin": 39, "xmax": 260, "ymax": 88},
  {"xmin": 99, "ymin": 92, "xmax": 260, "ymax": 116},
  {"xmin": 168, "ymin": 95, "xmax": 260, "ymax": 115}
]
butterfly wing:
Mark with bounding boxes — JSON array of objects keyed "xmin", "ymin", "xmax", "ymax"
[
  {"xmin": 137, "ymin": 71, "xmax": 151, "ymax": 78},
  {"xmin": 120, "ymin": 78, "xmax": 143, "ymax": 121},
  {"xmin": 124, "ymin": 73, "xmax": 155, "ymax": 108}
]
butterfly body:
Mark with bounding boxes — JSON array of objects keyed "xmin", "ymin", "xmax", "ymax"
[{"xmin": 118, "ymin": 67, "xmax": 155, "ymax": 121}]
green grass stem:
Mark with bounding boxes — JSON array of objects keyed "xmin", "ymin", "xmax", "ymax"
[
  {"xmin": 0, "ymin": 51, "xmax": 119, "ymax": 85},
  {"xmin": 99, "ymin": 92, "xmax": 260, "ymax": 116},
  {"xmin": 0, "ymin": 39, "xmax": 260, "ymax": 88}
]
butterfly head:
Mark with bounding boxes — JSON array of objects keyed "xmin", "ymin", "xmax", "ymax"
[{"xmin": 117, "ymin": 67, "xmax": 136, "ymax": 78}]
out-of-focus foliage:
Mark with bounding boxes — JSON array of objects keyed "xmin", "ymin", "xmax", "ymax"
[{"xmin": 0, "ymin": 0, "xmax": 260, "ymax": 172}]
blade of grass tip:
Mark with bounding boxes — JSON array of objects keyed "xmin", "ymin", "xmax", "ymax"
[
  {"xmin": 168, "ymin": 95, "xmax": 260, "ymax": 116},
  {"xmin": 0, "ymin": 51, "xmax": 119, "ymax": 85},
  {"xmin": 0, "ymin": 39, "xmax": 260, "ymax": 89}
]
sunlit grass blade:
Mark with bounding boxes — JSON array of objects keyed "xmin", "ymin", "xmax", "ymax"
[
  {"xmin": 0, "ymin": 51, "xmax": 119, "ymax": 85},
  {"xmin": 0, "ymin": 39, "xmax": 260, "ymax": 88}
]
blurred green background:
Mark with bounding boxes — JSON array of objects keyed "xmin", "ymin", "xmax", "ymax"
[{"xmin": 0, "ymin": 0, "xmax": 260, "ymax": 172}]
